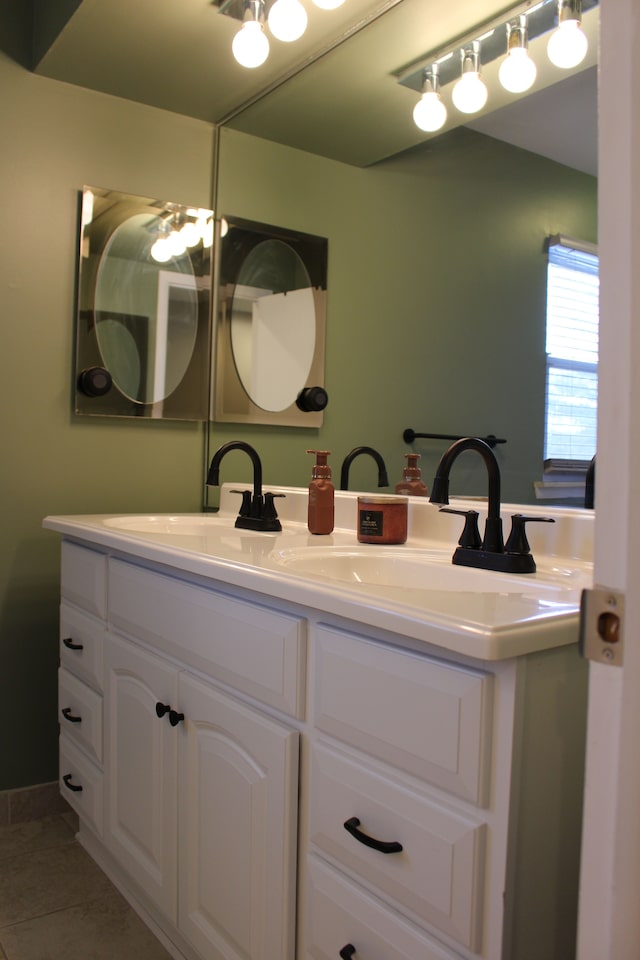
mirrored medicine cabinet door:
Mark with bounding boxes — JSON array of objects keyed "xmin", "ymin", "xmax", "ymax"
[{"xmin": 74, "ymin": 186, "xmax": 213, "ymax": 420}]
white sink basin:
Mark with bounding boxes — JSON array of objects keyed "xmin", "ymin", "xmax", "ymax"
[
  {"xmin": 103, "ymin": 515, "xmax": 236, "ymax": 536},
  {"xmin": 273, "ymin": 545, "xmax": 587, "ymax": 600}
]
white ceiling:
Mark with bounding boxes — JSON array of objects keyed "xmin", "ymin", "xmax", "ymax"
[{"xmin": 32, "ymin": 0, "xmax": 598, "ymax": 171}]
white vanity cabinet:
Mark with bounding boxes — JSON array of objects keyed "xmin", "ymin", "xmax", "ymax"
[
  {"xmin": 58, "ymin": 542, "xmax": 107, "ymax": 835},
  {"xmin": 53, "ymin": 534, "xmax": 587, "ymax": 960},
  {"xmin": 59, "ymin": 542, "xmax": 301, "ymax": 960}
]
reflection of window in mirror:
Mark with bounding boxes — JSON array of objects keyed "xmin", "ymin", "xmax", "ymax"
[{"xmin": 538, "ymin": 235, "xmax": 599, "ymax": 501}]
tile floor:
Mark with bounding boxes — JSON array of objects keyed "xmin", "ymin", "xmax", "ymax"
[{"xmin": 0, "ymin": 813, "xmax": 172, "ymax": 960}]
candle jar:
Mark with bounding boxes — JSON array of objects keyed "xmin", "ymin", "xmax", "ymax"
[{"xmin": 357, "ymin": 496, "xmax": 408, "ymax": 544}]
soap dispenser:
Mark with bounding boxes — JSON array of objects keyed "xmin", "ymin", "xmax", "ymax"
[
  {"xmin": 395, "ymin": 453, "xmax": 428, "ymax": 497},
  {"xmin": 307, "ymin": 450, "xmax": 334, "ymax": 534}
]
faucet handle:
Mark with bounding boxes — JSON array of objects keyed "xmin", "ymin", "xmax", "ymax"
[
  {"xmin": 263, "ymin": 492, "xmax": 285, "ymax": 522},
  {"xmin": 439, "ymin": 508, "xmax": 482, "ymax": 549},
  {"xmin": 230, "ymin": 489, "xmax": 252, "ymax": 518},
  {"xmin": 505, "ymin": 514, "xmax": 555, "ymax": 556}
]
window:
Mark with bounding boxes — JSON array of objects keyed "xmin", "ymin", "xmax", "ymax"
[{"xmin": 544, "ymin": 236, "xmax": 599, "ymax": 464}]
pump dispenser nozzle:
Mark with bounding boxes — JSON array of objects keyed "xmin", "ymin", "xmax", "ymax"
[{"xmin": 306, "ymin": 450, "xmax": 334, "ymax": 534}]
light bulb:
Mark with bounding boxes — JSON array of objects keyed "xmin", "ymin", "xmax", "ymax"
[
  {"xmin": 179, "ymin": 220, "xmax": 201, "ymax": 248},
  {"xmin": 201, "ymin": 218, "xmax": 214, "ymax": 248},
  {"xmin": 232, "ymin": 21, "xmax": 269, "ymax": 68},
  {"xmin": 267, "ymin": 0, "xmax": 307, "ymax": 42},
  {"xmin": 150, "ymin": 238, "xmax": 172, "ymax": 263},
  {"xmin": 311, "ymin": 0, "xmax": 344, "ymax": 9},
  {"xmin": 413, "ymin": 91, "xmax": 447, "ymax": 132},
  {"xmin": 499, "ymin": 47, "xmax": 537, "ymax": 93},
  {"xmin": 547, "ymin": 19, "xmax": 588, "ymax": 68},
  {"xmin": 166, "ymin": 230, "xmax": 187, "ymax": 258},
  {"xmin": 452, "ymin": 71, "xmax": 488, "ymax": 114}
]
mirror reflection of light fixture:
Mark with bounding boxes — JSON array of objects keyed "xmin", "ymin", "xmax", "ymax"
[
  {"xmin": 547, "ymin": 0, "xmax": 588, "ymax": 68},
  {"xmin": 398, "ymin": 0, "xmax": 597, "ymax": 136},
  {"xmin": 451, "ymin": 43, "xmax": 488, "ymax": 114},
  {"xmin": 232, "ymin": 0, "xmax": 269, "ymax": 68},
  {"xmin": 413, "ymin": 64, "xmax": 447, "ymax": 132},
  {"xmin": 499, "ymin": 15, "xmax": 537, "ymax": 92},
  {"xmin": 267, "ymin": 0, "xmax": 308, "ymax": 41}
]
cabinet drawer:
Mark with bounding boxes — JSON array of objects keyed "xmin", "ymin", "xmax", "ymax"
[
  {"xmin": 61, "ymin": 542, "xmax": 107, "ymax": 619},
  {"xmin": 59, "ymin": 667, "xmax": 103, "ymax": 764},
  {"xmin": 306, "ymin": 856, "xmax": 462, "ymax": 960},
  {"xmin": 314, "ymin": 626, "xmax": 492, "ymax": 804},
  {"xmin": 59, "ymin": 734, "xmax": 103, "ymax": 836},
  {"xmin": 60, "ymin": 603, "xmax": 104, "ymax": 691},
  {"xmin": 309, "ymin": 744, "xmax": 484, "ymax": 950},
  {"xmin": 108, "ymin": 558, "xmax": 306, "ymax": 717}
]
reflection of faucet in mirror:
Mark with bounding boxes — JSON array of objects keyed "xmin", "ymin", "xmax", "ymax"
[
  {"xmin": 340, "ymin": 447, "xmax": 389, "ymax": 491},
  {"xmin": 585, "ymin": 454, "xmax": 596, "ymax": 508},
  {"xmin": 430, "ymin": 437, "xmax": 554, "ymax": 574},
  {"xmin": 206, "ymin": 441, "xmax": 282, "ymax": 532}
]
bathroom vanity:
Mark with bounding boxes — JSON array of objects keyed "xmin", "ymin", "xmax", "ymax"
[{"xmin": 44, "ymin": 487, "xmax": 593, "ymax": 960}]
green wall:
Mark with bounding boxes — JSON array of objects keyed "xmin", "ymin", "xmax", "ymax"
[
  {"xmin": 0, "ymin": 51, "xmax": 596, "ymax": 791},
  {"xmin": 0, "ymin": 53, "xmax": 213, "ymax": 790},
  {"xmin": 209, "ymin": 126, "xmax": 597, "ymax": 499}
]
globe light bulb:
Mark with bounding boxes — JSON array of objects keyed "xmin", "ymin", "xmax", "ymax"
[
  {"xmin": 547, "ymin": 18, "xmax": 588, "ymax": 69},
  {"xmin": 166, "ymin": 230, "xmax": 187, "ymax": 258},
  {"xmin": 311, "ymin": 0, "xmax": 344, "ymax": 9},
  {"xmin": 232, "ymin": 21, "xmax": 269, "ymax": 68},
  {"xmin": 499, "ymin": 47, "xmax": 537, "ymax": 93},
  {"xmin": 150, "ymin": 237, "xmax": 172, "ymax": 263},
  {"xmin": 452, "ymin": 71, "xmax": 488, "ymax": 114},
  {"xmin": 267, "ymin": 0, "xmax": 307, "ymax": 42},
  {"xmin": 413, "ymin": 91, "xmax": 447, "ymax": 132},
  {"xmin": 179, "ymin": 220, "xmax": 201, "ymax": 248}
]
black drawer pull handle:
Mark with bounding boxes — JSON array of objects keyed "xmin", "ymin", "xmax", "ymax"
[
  {"xmin": 62, "ymin": 774, "xmax": 83, "ymax": 793},
  {"xmin": 61, "ymin": 707, "xmax": 82, "ymax": 724},
  {"xmin": 169, "ymin": 710, "xmax": 185, "ymax": 727},
  {"xmin": 156, "ymin": 702, "xmax": 171, "ymax": 719},
  {"xmin": 62, "ymin": 637, "xmax": 84, "ymax": 651},
  {"xmin": 343, "ymin": 817, "xmax": 403, "ymax": 854},
  {"xmin": 339, "ymin": 946, "xmax": 356, "ymax": 959}
]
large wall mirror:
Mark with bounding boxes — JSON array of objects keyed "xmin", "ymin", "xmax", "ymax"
[
  {"xmin": 214, "ymin": 216, "xmax": 328, "ymax": 427},
  {"xmin": 75, "ymin": 186, "xmax": 213, "ymax": 420}
]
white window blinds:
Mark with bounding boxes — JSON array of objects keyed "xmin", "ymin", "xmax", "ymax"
[{"xmin": 544, "ymin": 236, "xmax": 599, "ymax": 463}]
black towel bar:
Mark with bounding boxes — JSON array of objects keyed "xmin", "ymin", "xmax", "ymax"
[{"xmin": 403, "ymin": 429, "xmax": 506, "ymax": 449}]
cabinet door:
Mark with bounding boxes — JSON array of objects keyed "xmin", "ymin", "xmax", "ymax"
[
  {"xmin": 177, "ymin": 672, "xmax": 299, "ymax": 960},
  {"xmin": 103, "ymin": 632, "xmax": 179, "ymax": 922}
]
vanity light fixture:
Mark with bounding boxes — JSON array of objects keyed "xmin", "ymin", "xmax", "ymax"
[
  {"xmin": 151, "ymin": 211, "xmax": 215, "ymax": 263},
  {"xmin": 267, "ymin": 0, "xmax": 308, "ymax": 41},
  {"xmin": 547, "ymin": 0, "xmax": 588, "ymax": 68},
  {"xmin": 499, "ymin": 15, "xmax": 537, "ymax": 92},
  {"xmin": 310, "ymin": 0, "xmax": 344, "ymax": 9},
  {"xmin": 451, "ymin": 43, "xmax": 488, "ymax": 114},
  {"xmin": 232, "ymin": 0, "xmax": 270, "ymax": 68},
  {"xmin": 399, "ymin": 0, "xmax": 597, "ymax": 136},
  {"xmin": 412, "ymin": 64, "xmax": 447, "ymax": 132}
]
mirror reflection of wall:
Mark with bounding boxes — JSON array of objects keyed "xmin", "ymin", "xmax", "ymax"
[
  {"xmin": 75, "ymin": 187, "xmax": 213, "ymax": 420},
  {"xmin": 212, "ymin": 124, "xmax": 597, "ymax": 505}
]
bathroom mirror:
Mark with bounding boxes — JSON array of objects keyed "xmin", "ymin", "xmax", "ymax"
[
  {"xmin": 74, "ymin": 186, "xmax": 213, "ymax": 420},
  {"xmin": 214, "ymin": 216, "xmax": 328, "ymax": 427}
]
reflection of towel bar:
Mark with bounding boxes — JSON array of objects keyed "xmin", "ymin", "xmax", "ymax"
[{"xmin": 403, "ymin": 429, "xmax": 507, "ymax": 449}]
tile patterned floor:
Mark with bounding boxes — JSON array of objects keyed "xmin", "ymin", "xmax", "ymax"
[{"xmin": 0, "ymin": 814, "xmax": 172, "ymax": 960}]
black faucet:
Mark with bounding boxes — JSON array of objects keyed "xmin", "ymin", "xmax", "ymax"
[
  {"xmin": 429, "ymin": 437, "xmax": 553, "ymax": 574},
  {"xmin": 206, "ymin": 441, "xmax": 282, "ymax": 532},
  {"xmin": 340, "ymin": 446, "xmax": 389, "ymax": 491}
]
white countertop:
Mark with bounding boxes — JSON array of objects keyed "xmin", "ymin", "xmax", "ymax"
[{"xmin": 43, "ymin": 485, "xmax": 594, "ymax": 662}]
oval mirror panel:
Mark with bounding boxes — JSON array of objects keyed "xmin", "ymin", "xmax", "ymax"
[
  {"xmin": 230, "ymin": 239, "xmax": 316, "ymax": 412},
  {"xmin": 94, "ymin": 212, "xmax": 198, "ymax": 404}
]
